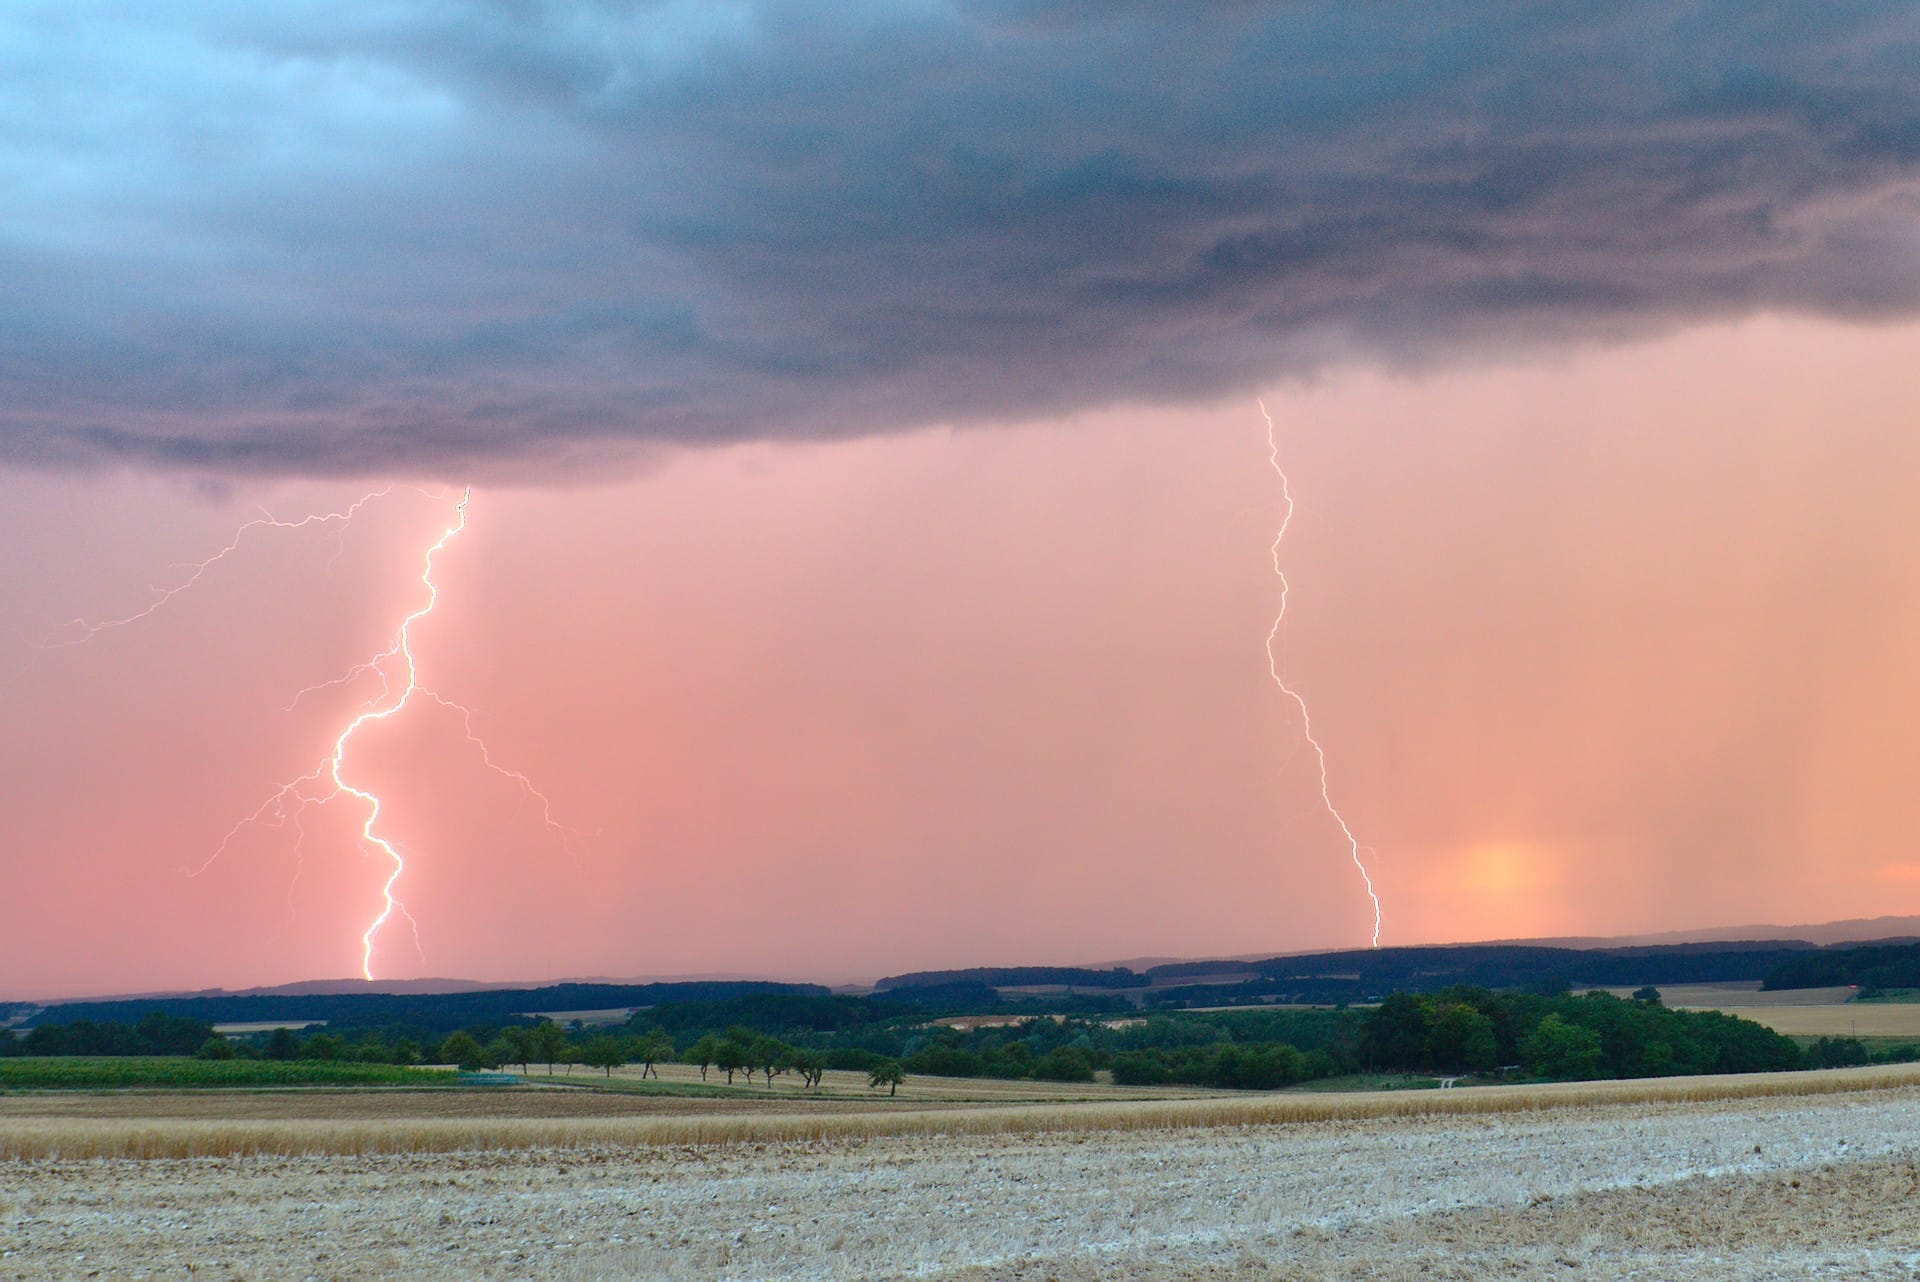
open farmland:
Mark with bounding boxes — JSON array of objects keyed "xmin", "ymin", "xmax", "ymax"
[
  {"xmin": 1590, "ymin": 981, "xmax": 1861, "ymax": 1007},
  {"xmin": 544, "ymin": 1060, "xmax": 1225, "ymax": 1103},
  {"xmin": 0, "ymin": 1058, "xmax": 450, "ymax": 1090},
  {"xmin": 1731, "ymin": 1003, "xmax": 1920, "ymax": 1039},
  {"xmin": 1591, "ymin": 982, "xmax": 1920, "ymax": 1039},
  {"xmin": 4, "ymin": 1069, "xmax": 1920, "ymax": 1279}
]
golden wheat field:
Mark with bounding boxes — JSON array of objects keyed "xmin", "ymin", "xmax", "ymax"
[
  {"xmin": 6, "ymin": 1066, "xmax": 1920, "ymax": 1279},
  {"xmin": 1711, "ymin": 1003, "xmax": 1920, "ymax": 1039}
]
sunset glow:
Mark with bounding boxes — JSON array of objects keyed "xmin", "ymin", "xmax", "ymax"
[
  {"xmin": 6, "ymin": 5, "xmax": 1920, "ymax": 1000},
  {"xmin": 4, "ymin": 314, "xmax": 1919, "ymax": 996}
]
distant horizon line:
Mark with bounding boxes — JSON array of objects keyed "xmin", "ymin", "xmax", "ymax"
[{"xmin": 14, "ymin": 912, "xmax": 1920, "ymax": 1008}]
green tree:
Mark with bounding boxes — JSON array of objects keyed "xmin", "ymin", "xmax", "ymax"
[
  {"xmin": 348, "ymin": 1036, "xmax": 391, "ymax": 1064},
  {"xmin": 751, "ymin": 1037, "xmax": 794, "ymax": 1089},
  {"xmin": 1632, "ymin": 986, "xmax": 1663, "ymax": 1005},
  {"xmin": 438, "ymin": 1031, "xmax": 486, "ymax": 1071},
  {"xmin": 196, "ymin": 1036, "xmax": 237, "ymax": 1060},
  {"xmin": 264, "ymin": 1027, "xmax": 301, "ymax": 1061},
  {"xmin": 1362, "ymin": 993, "xmax": 1432, "ymax": 1069},
  {"xmin": 687, "ymin": 1033, "xmax": 722, "ymax": 1081},
  {"xmin": 790, "ymin": 1048, "xmax": 826, "ymax": 1092},
  {"xmin": 501, "ymin": 1027, "xmax": 537, "ymax": 1074},
  {"xmin": 1032, "ymin": 1046, "xmax": 1095, "ymax": 1082},
  {"xmin": 531, "ymin": 1021, "xmax": 567, "ymax": 1074},
  {"xmin": 300, "ymin": 1033, "xmax": 346, "ymax": 1062},
  {"xmin": 482, "ymin": 1036, "xmax": 515, "ymax": 1071},
  {"xmin": 1521, "ymin": 1014, "xmax": 1604, "ymax": 1079},
  {"xmin": 634, "ymin": 1031, "xmax": 674, "ymax": 1080},
  {"xmin": 867, "ymin": 1058, "xmax": 905, "ymax": 1096},
  {"xmin": 581, "ymin": 1036, "xmax": 629, "ymax": 1077},
  {"xmin": 1429, "ymin": 1004, "xmax": 1498, "ymax": 1074},
  {"xmin": 1815, "ymin": 1036, "xmax": 1869, "ymax": 1068},
  {"xmin": 713, "ymin": 1038, "xmax": 749, "ymax": 1086}
]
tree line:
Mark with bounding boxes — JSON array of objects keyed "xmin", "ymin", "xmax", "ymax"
[
  {"xmin": 9, "ymin": 988, "xmax": 1912, "ymax": 1090},
  {"xmin": 1762, "ymin": 941, "xmax": 1920, "ymax": 994}
]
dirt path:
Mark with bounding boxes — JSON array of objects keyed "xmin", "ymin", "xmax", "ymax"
[{"xmin": 4, "ymin": 1087, "xmax": 1918, "ymax": 1280}]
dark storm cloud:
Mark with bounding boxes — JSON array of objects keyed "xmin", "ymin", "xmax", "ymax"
[{"xmin": 4, "ymin": 1, "xmax": 1920, "ymax": 475}]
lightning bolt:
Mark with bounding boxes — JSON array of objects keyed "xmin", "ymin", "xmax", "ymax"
[
  {"xmin": 41, "ymin": 489, "xmax": 397, "ymax": 647},
  {"xmin": 1259, "ymin": 398, "xmax": 1384, "ymax": 947},
  {"xmin": 63, "ymin": 485, "xmax": 582, "ymax": 979},
  {"xmin": 328, "ymin": 488, "xmax": 469, "ymax": 979}
]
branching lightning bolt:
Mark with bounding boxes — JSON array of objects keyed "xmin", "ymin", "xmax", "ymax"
[
  {"xmin": 42, "ymin": 490, "xmax": 397, "ymax": 647},
  {"xmin": 330, "ymin": 489, "xmax": 468, "ymax": 979},
  {"xmin": 65, "ymin": 485, "xmax": 584, "ymax": 979},
  {"xmin": 1259, "ymin": 398, "xmax": 1384, "ymax": 947}
]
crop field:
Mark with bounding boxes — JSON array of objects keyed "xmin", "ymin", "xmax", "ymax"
[
  {"xmin": 4, "ymin": 1068, "xmax": 1920, "ymax": 1279},
  {"xmin": 1590, "ymin": 981, "xmax": 1860, "ymax": 1007},
  {"xmin": 536, "ymin": 1060, "xmax": 1221, "ymax": 1102},
  {"xmin": 1589, "ymin": 982, "xmax": 1920, "ymax": 1039},
  {"xmin": 0, "ymin": 1057, "xmax": 452, "ymax": 1090},
  {"xmin": 1718, "ymin": 1003, "xmax": 1920, "ymax": 1040},
  {"xmin": 3, "ymin": 1062, "xmax": 1917, "ymax": 1160}
]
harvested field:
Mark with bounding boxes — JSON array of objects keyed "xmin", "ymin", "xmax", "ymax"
[
  {"xmin": 1584, "ymin": 981, "xmax": 1920, "ymax": 1038},
  {"xmin": 1589, "ymin": 981, "xmax": 1860, "ymax": 1007},
  {"xmin": 3, "ymin": 1063, "xmax": 1917, "ymax": 1160},
  {"xmin": 521, "ymin": 1008, "xmax": 634, "ymax": 1026},
  {"xmin": 576, "ymin": 1061, "xmax": 1217, "ymax": 1102},
  {"xmin": 1714, "ymin": 1003, "xmax": 1920, "ymax": 1040},
  {"xmin": 4, "ymin": 1074, "xmax": 1920, "ymax": 1279}
]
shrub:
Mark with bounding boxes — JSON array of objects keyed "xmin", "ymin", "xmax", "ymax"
[{"xmin": 1031, "ymin": 1047, "xmax": 1095, "ymax": 1082}]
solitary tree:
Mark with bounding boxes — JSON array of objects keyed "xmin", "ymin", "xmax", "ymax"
[
  {"xmin": 867, "ymin": 1058, "xmax": 905, "ymax": 1097},
  {"xmin": 439, "ymin": 1031, "xmax": 486, "ymax": 1070},
  {"xmin": 196, "ymin": 1036, "xmax": 237, "ymax": 1061}
]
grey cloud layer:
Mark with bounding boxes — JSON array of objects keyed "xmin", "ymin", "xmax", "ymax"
[{"xmin": 5, "ymin": 1, "xmax": 1920, "ymax": 475}]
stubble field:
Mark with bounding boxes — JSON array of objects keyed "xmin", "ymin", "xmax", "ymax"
[{"xmin": 5, "ymin": 1067, "xmax": 1920, "ymax": 1279}]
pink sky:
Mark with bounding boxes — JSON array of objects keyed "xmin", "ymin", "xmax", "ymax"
[{"xmin": 4, "ymin": 315, "xmax": 1920, "ymax": 998}]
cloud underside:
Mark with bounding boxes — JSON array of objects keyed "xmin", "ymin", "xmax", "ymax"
[{"xmin": 5, "ymin": 1, "xmax": 1920, "ymax": 476}]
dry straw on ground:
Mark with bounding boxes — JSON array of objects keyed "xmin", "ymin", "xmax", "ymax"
[{"xmin": 5, "ymin": 1062, "xmax": 1918, "ymax": 1160}]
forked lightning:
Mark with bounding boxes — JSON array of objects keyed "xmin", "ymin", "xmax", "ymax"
[{"xmin": 68, "ymin": 487, "xmax": 582, "ymax": 979}]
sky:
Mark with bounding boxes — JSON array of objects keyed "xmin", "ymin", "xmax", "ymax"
[{"xmin": 5, "ymin": 4, "xmax": 1920, "ymax": 997}]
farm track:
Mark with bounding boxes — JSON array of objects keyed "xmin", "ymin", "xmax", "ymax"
[{"xmin": 3, "ymin": 1074, "xmax": 1920, "ymax": 1278}]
